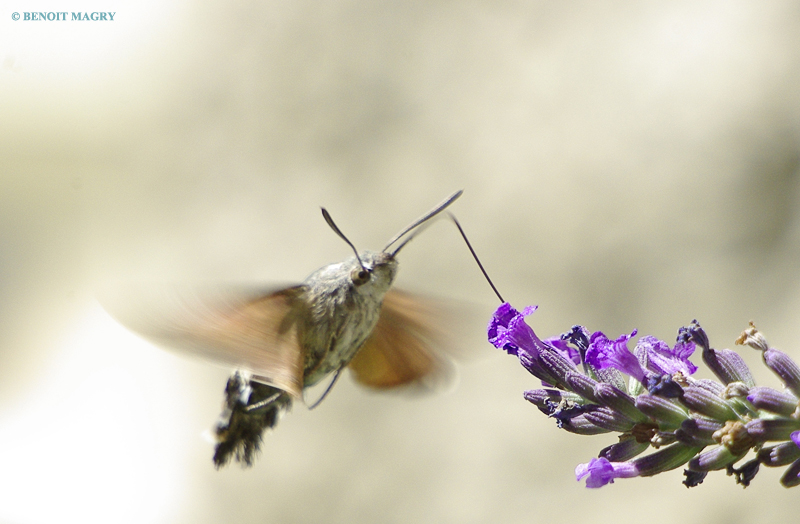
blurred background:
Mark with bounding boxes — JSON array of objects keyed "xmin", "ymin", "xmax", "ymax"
[{"xmin": 2, "ymin": 0, "xmax": 800, "ymax": 522}]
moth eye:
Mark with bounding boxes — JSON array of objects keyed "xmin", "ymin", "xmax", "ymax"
[{"xmin": 351, "ymin": 267, "xmax": 371, "ymax": 286}]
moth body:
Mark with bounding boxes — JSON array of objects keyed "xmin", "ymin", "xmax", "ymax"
[{"xmin": 299, "ymin": 250, "xmax": 398, "ymax": 388}]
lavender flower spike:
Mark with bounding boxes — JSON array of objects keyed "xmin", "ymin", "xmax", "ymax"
[{"xmin": 493, "ymin": 303, "xmax": 800, "ymax": 489}]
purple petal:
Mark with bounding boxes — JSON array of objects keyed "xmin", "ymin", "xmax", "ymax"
[
  {"xmin": 545, "ymin": 336, "xmax": 581, "ymax": 366},
  {"xmin": 792, "ymin": 431, "xmax": 800, "ymax": 449},
  {"xmin": 586, "ymin": 330, "xmax": 645, "ymax": 382},
  {"xmin": 487, "ymin": 303, "xmax": 539, "ymax": 357},
  {"xmin": 635, "ymin": 335, "xmax": 697, "ymax": 376},
  {"xmin": 575, "ymin": 457, "xmax": 638, "ymax": 488},
  {"xmin": 488, "ymin": 303, "xmax": 566, "ymax": 385}
]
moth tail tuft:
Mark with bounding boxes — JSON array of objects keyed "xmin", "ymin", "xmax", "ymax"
[{"xmin": 213, "ymin": 372, "xmax": 293, "ymax": 468}]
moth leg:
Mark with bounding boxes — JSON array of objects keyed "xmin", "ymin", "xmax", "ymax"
[{"xmin": 213, "ymin": 370, "xmax": 292, "ymax": 468}]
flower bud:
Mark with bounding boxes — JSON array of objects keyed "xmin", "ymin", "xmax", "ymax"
[
  {"xmin": 680, "ymin": 386, "xmax": 737, "ymax": 421},
  {"xmin": 780, "ymin": 458, "xmax": 800, "ymax": 488},
  {"xmin": 632, "ymin": 443, "xmax": 704, "ymax": 477},
  {"xmin": 763, "ymin": 348, "xmax": 800, "ymax": 398},
  {"xmin": 594, "ymin": 382, "xmax": 647, "ymax": 422},
  {"xmin": 747, "ymin": 386, "xmax": 799, "ymax": 417},
  {"xmin": 688, "ymin": 446, "xmax": 745, "ymax": 472},
  {"xmin": 561, "ymin": 413, "xmax": 614, "ymax": 435},
  {"xmin": 564, "ymin": 371, "xmax": 599, "ymax": 402},
  {"xmin": 599, "ymin": 436, "xmax": 650, "ymax": 462},
  {"xmin": 634, "ymin": 394, "xmax": 690, "ymax": 429},
  {"xmin": 757, "ymin": 442, "xmax": 800, "ymax": 467},
  {"xmin": 746, "ymin": 418, "xmax": 800, "ymax": 442},
  {"xmin": 677, "ymin": 417, "xmax": 724, "ymax": 444},
  {"xmin": 582, "ymin": 405, "xmax": 637, "ymax": 432}
]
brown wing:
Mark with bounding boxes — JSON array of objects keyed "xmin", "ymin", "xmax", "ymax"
[
  {"xmin": 347, "ymin": 289, "xmax": 456, "ymax": 390},
  {"xmin": 102, "ymin": 285, "xmax": 307, "ymax": 398}
]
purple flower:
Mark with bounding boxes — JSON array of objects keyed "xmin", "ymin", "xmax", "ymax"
[
  {"xmin": 575, "ymin": 457, "xmax": 638, "ymax": 488},
  {"xmin": 634, "ymin": 335, "xmax": 697, "ymax": 376},
  {"xmin": 487, "ymin": 303, "xmax": 540, "ymax": 357},
  {"xmin": 488, "ymin": 303, "xmax": 577, "ymax": 386},
  {"xmin": 545, "ymin": 335, "xmax": 580, "ymax": 366},
  {"xmin": 792, "ymin": 431, "xmax": 800, "ymax": 449},
  {"xmin": 586, "ymin": 330, "xmax": 644, "ymax": 382}
]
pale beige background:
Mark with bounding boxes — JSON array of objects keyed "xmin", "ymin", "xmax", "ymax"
[{"xmin": 2, "ymin": 1, "xmax": 800, "ymax": 523}]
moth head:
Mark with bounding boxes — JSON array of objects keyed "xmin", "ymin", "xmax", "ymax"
[{"xmin": 349, "ymin": 251, "xmax": 398, "ymax": 294}]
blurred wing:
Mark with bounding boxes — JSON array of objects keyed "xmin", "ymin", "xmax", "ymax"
[
  {"xmin": 347, "ymin": 289, "xmax": 457, "ymax": 391},
  {"xmin": 103, "ymin": 285, "xmax": 307, "ymax": 398}
]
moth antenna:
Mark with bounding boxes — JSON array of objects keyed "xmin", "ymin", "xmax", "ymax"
[
  {"xmin": 306, "ymin": 369, "xmax": 343, "ymax": 410},
  {"xmin": 447, "ymin": 212, "xmax": 505, "ymax": 303},
  {"xmin": 321, "ymin": 208, "xmax": 368, "ymax": 273},
  {"xmin": 383, "ymin": 189, "xmax": 463, "ymax": 252}
]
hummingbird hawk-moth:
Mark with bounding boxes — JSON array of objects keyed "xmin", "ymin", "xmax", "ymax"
[{"xmin": 107, "ymin": 190, "xmax": 492, "ymax": 468}]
